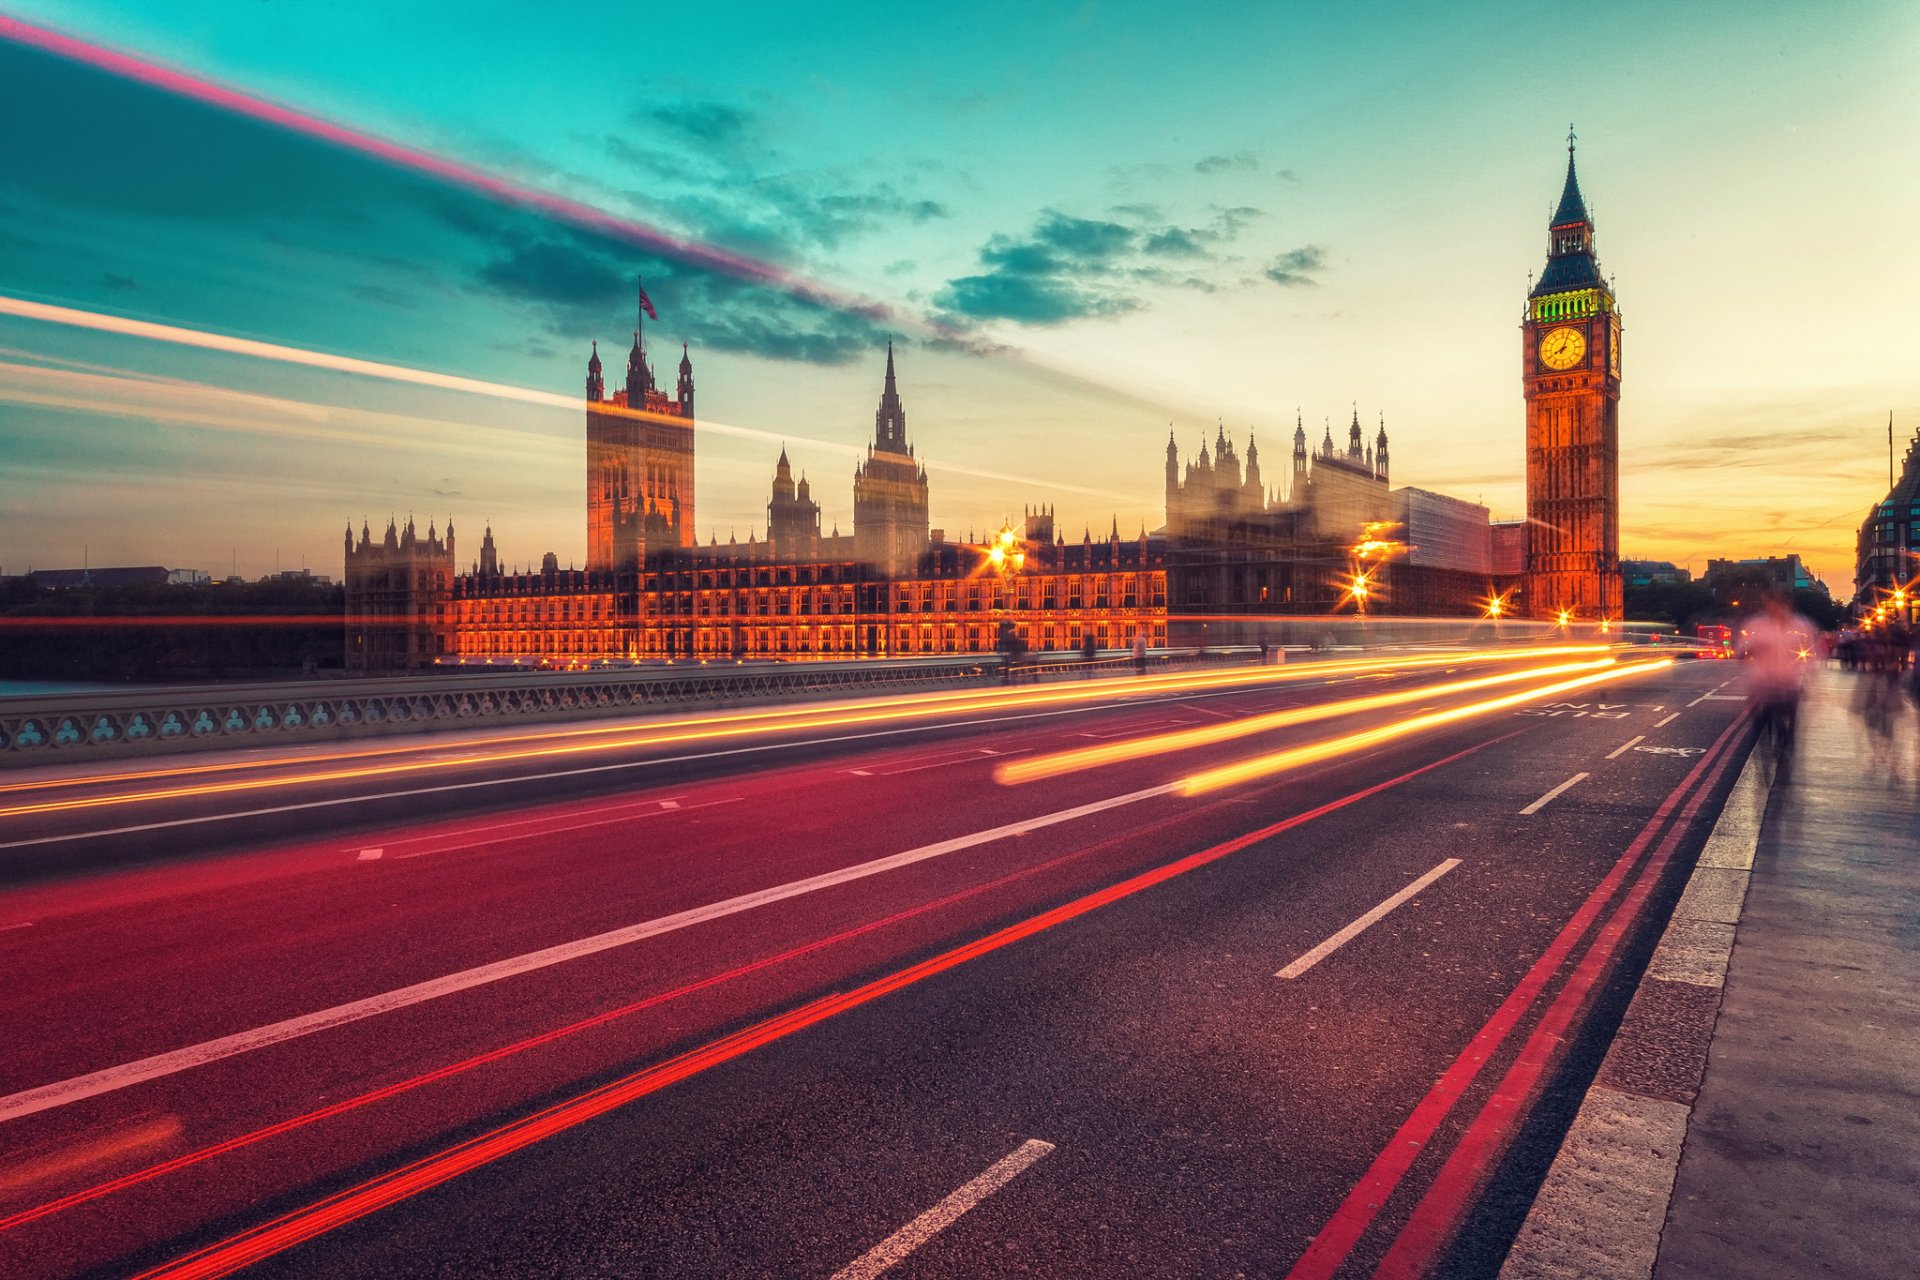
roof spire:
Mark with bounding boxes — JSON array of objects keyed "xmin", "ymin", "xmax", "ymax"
[{"xmin": 1552, "ymin": 124, "xmax": 1590, "ymax": 226}]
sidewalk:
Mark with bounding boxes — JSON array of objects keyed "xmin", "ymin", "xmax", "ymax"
[{"xmin": 1501, "ymin": 666, "xmax": 1920, "ymax": 1280}]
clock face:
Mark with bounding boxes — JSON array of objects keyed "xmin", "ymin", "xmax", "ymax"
[{"xmin": 1539, "ymin": 326, "xmax": 1586, "ymax": 370}]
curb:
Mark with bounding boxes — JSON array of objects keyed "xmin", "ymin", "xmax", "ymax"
[{"xmin": 1497, "ymin": 744, "xmax": 1771, "ymax": 1280}]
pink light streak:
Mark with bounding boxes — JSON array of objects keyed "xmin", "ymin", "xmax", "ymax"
[{"xmin": 0, "ymin": 15, "xmax": 891, "ymax": 326}]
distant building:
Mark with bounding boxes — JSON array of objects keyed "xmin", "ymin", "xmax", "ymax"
[
  {"xmin": 1622, "ymin": 559, "xmax": 1690, "ymax": 588},
  {"xmin": 345, "ymin": 301, "xmax": 1507, "ymax": 673},
  {"xmin": 267, "ymin": 569, "xmax": 333, "ymax": 587},
  {"xmin": 167, "ymin": 568, "xmax": 212, "ymax": 586},
  {"xmin": 1855, "ymin": 424, "xmax": 1919, "ymax": 616},
  {"xmin": 1400, "ymin": 488, "xmax": 1493, "ymax": 575},
  {"xmin": 1704, "ymin": 555, "xmax": 1821, "ymax": 596},
  {"xmin": 1491, "ymin": 520, "xmax": 1528, "ymax": 577}
]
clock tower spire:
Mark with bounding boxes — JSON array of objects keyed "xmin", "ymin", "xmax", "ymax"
[{"xmin": 1521, "ymin": 128, "xmax": 1622, "ymax": 621}]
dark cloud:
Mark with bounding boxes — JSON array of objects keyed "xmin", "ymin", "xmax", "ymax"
[
  {"xmin": 102, "ymin": 273, "xmax": 139, "ymax": 292},
  {"xmin": 640, "ymin": 100, "xmax": 761, "ymax": 150},
  {"xmin": 1195, "ymin": 151, "xmax": 1259, "ymax": 174},
  {"xmin": 936, "ymin": 273, "xmax": 1142, "ymax": 326},
  {"xmin": 1142, "ymin": 228, "xmax": 1207, "ymax": 258},
  {"xmin": 0, "ymin": 41, "xmax": 439, "ymax": 229},
  {"xmin": 935, "ymin": 204, "xmax": 1270, "ymax": 326},
  {"xmin": 2, "ymin": 47, "xmax": 909, "ymax": 370},
  {"xmin": 602, "ymin": 96, "xmax": 950, "ymax": 267},
  {"xmin": 469, "ymin": 216, "xmax": 884, "ymax": 364},
  {"xmin": 1264, "ymin": 244, "xmax": 1329, "ymax": 287}
]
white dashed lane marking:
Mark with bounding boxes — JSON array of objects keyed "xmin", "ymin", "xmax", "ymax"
[
  {"xmin": 831, "ymin": 1139, "xmax": 1056, "ymax": 1279},
  {"xmin": 1520, "ymin": 772, "xmax": 1589, "ymax": 816}
]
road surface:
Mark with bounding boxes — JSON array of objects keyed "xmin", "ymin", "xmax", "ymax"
[{"xmin": 0, "ymin": 650, "xmax": 1755, "ymax": 1278}]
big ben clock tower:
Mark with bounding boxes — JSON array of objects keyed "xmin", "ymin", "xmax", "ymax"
[{"xmin": 1522, "ymin": 129, "xmax": 1622, "ymax": 620}]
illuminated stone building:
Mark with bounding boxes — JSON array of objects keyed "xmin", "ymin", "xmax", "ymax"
[
  {"xmin": 1521, "ymin": 133, "xmax": 1624, "ymax": 620},
  {"xmin": 1855, "ymin": 423, "xmax": 1920, "ymax": 619},
  {"xmin": 343, "ymin": 516, "xmax": 456, "ymax": 672},
  {"xmin": 585, "ymin": 311, "xmax": 696, "ymax": 570},
  {"xmin": 346, "ymin": 288, "xmax": 1510, "ymax": 673},
  {"xmin": 347, "ymin": 342, "xmax": 1166, "ymax": 671}
]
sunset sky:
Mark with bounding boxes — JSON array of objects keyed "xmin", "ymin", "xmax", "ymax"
[{"xmin": 0, "ymin": 1, "xmax": 1914, "ymax": 593}]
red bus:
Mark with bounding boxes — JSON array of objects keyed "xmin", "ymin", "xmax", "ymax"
[{"xmin": 1694, "ymin": 622, "xmax": 1735, "ymax": 657}]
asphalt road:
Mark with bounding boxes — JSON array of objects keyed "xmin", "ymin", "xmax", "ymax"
[{"xmin": 0, "ymin": 651, "xmax": 1756, "ymax": 1279}]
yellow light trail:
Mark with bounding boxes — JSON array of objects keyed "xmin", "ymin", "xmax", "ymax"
[
  {"xmin": 0, "ymin": 648, "xmax": 1611, "ymax": 817},
  {"xmin": 995, "ymin": 656, "xmax": 1619, "ymax": 785},
  {"xmin": 0, "ymin": 647, "xmax": 1610, "ymax": 800},
  {"xmin": 1177, "ymin": 658, "xmax": 1674, "ymax": 795}
]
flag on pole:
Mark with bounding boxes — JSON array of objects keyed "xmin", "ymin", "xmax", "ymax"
[{"xmin": 638, "ymin": 277, "xmax": 658, "ymax": 322}]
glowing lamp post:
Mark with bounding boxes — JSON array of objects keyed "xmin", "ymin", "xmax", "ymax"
[
  {"xmin": 986, "ymin": 524, "xmax": 1026, "ymax": 576},
  {"xmin": 986, "ymin": 523, "xmax": 1027, "ymax": 676}
]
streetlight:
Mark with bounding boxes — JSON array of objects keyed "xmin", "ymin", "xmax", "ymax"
[
  {"xmin": 986, "ymin": 522, "xmax": 1027, "ymax": 677},
  {"xmin": 1348, "ymin": 570, "xmax": 1372, "ymax": 613}
]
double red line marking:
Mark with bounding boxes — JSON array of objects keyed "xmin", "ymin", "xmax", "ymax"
[
  {"xmin": 122, "ymin": 737, "xmax": 1508, "ymax": 1279},
  {"xmin": 1287, "ymin": 710, "xmax": 1752, "ymax": 1280}
]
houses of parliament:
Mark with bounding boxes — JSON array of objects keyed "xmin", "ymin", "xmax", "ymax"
[{"xmin": 345, "ymin": 143, "xmax": 1621, "ymax": 671}]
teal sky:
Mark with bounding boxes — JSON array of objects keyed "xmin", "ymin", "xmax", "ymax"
[{"xmin": 0, "ymin": 1, "xmax": 1914, "ymax": 590}]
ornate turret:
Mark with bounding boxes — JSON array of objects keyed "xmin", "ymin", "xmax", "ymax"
[
  {"xmin": 874, "ymin": 340, "xmax": 908, "ymax": 454},
  {"xmin": 1375, "ymin": 415, "xmax": 1390, "ymax": 482},
  {"xmin": 586, "ymin": 341, "xmax": 603, "ymax": 402},
  {"xmin": 625, "ymin": 331, "xmax": 653, "ymax": 399},
  {"xmin": 853, "ymin": 342, "xmax": 930, "ymax": 573},
  {"xmin": 1242, "ymin": 431, "xmax": 1264, "ymax": 511},
  {"xmin": 676, "ymin": 343, "xmax": 694, "ymax": 417},
  {"xmin": 1348, "ymin": 406, "xmax": 1364, "ymax": 462}
]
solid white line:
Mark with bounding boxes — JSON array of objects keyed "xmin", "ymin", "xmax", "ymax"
[
  {"xmin": 355, "ymin": 848, "xmax": 383, "ymax": 861},
  {"xmin": 832, "ymin": 1139, "xmax": 1055, "ymax": 1280},
  {"xmin": 1655, "ymin": 712, "xmax": 1681, "ymax": 728},
  {"xmin": 0, "ymin": 783, "xmax": 1178, "ymax": 1125},
  {"xmin": 389, "ymin": 797, "xmax": 744, "ymax": 860},
  {"xmin": 0, "ymin": 693, "xmax": 1232, "ymax": 852},
  {"xmin": 1606, "ymin": 735, "xmax": 1645, "ymax": 760},
  {"xmin": 869, "ymin": 748, "xmax": 1032, "ymax": 778},
  {"xmin": 364, "ymin": 795, "xmax": 691, "ymax": 853},
  {"xmin": 1276, "ymin": 859, "xmax": 1462, "ymax": 979},
  {"xmin": 1520, "ymin": 772, "xmax": 1590, "ymax": 816}
]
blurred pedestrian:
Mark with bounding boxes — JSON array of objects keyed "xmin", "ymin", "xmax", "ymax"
[
  {"xmin": 1132, "ymin": 631, "xmax": 1148, "ymax": 675},
  {"xmin": 1740, "ymin": 591, "xmax": 1814, "ymax": 778}
]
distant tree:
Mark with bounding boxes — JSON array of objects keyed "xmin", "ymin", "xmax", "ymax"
[
  {"xmin": 0, "ymin": 579, "xmax": 343, "ymax": 682},
  {"xmin": 1789, "ymin": 587, "xmax": 1845, "ymax": 631},
  {"xmin": 1624, "ymin": 579, "xmax": 1716, "ymax": 632}
]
